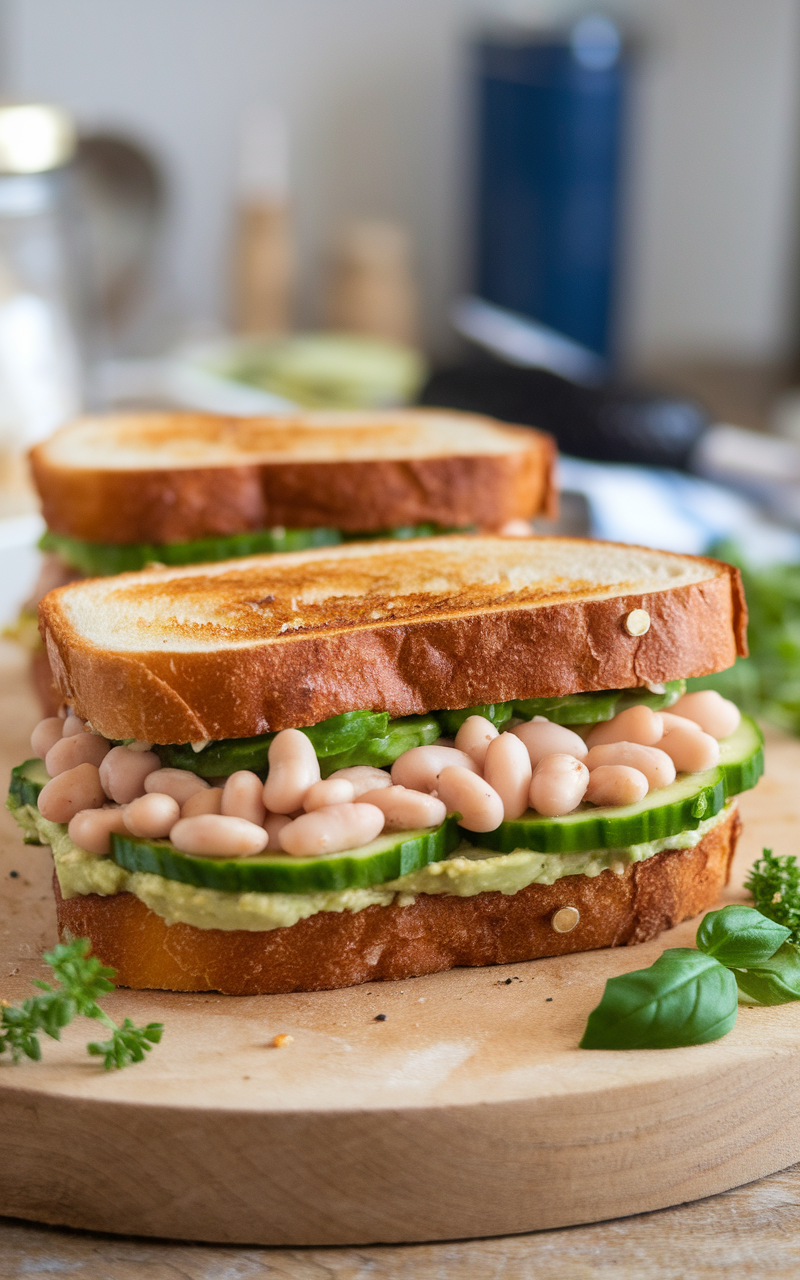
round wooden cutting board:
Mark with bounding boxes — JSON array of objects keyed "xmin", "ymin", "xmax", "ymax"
[{"xmin": 1, "ymin": 641, "xmax": 800, "ymax": 1247}]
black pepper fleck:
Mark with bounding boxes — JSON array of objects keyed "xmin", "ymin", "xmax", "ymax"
[
  {"xmin": 9, "ymin": 871, "xmax": 18, "ymax": 878},
  {"xmin": 374, "ymin": 1013, "xmax": 387, "ymax": 1022},
  {"xmin": 505, "ymin": 978, "xmax": 512, "ymax": 984},
  {"xmin": 546, "ymin": 997, "xmax": 553, "ymax": 1002}
]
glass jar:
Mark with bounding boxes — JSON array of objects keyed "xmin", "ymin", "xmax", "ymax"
[{"xmin": 0, "ymin": 105, "xmax": 81, "ymax": 452}]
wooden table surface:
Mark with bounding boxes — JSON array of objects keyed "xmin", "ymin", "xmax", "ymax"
[{"xmin": 3, "ymin": 1158, "xmax": 800, "ymax": 1279}]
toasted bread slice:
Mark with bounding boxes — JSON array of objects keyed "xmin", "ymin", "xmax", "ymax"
[
  {"xmin": 52, "ymin": 803, "xmax": 740, "ymax": 994},
  {"xmin": 30, "ymin": 409, "xmax": 556, "ymax": 544},
  {"xmin": 39, "ymin": 535, "xmax": 747, "ymax": 743}
]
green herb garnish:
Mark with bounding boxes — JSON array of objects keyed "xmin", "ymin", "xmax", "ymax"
[
  {"xmin": 579, "ymin": 949, "xmax": 738, "ymax": 1050},
  {"xmin": 687, "ymin": 540, "xmax": 800, "ymax": 734},
  {"xmin": 579, "ymin": 892, "xmax": 800, "ymax": 1050},
  {"xmin": 1, "ymin": 938, "xmax": 163, "ymax": 1069},
  {"xmin": 744, "ymin": 848, "xmax": 800, "ymax": 941}
]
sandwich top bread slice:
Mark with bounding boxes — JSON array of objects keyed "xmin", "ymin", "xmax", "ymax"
[
  {"xmin": 30, "ymin": 408, "xmax": 556, "ymax": 574},
  {"xmin": 9, "ymin": 535, "xmax": 760, "ymax": 995}
]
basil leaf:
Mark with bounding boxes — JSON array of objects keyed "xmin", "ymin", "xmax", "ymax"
[
  {"xmin": 696, "ymin": 905, "xmax": 791, "ymax": 968},
  {"xmin": 734, "ymin": 942, "xmax": 800, "ymax": 1005},
  {"xmin": 579, "ymin": 949, "xmax": 738, "ymax": 1050}
]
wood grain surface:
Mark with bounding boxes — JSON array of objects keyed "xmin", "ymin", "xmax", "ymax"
[
  {"xmin": 4, "ymin": 1157, "xmax": 800, "ymax": 1280},
  {"xmin": 1, "ymin": 639, "xmax": 799, "ymax": 1252}
]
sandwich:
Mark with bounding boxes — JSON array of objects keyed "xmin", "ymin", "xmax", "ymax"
[
  {"xmin": 7, "ymin": 534, "xmax": 761, "ymax": 995},
  {"xmin": 21, "ymin": 407, "xmax": 555, "ymax": 710}
]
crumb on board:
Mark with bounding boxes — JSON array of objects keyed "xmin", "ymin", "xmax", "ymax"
[{"xmin": 271, "ymin": 1033, "xmax": 294, "ymax": 1048}]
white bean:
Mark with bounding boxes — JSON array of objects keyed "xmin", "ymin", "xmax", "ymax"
[
  {"xmin": 144, "ymin": 768, "xmax": 209, "ymax": 805},
  {"xmin": 170, "ymin": 814, "xmax": 268, "ymax": 858},
  {"xmin": 61, "ymin": 714, "xmax": 87, "ymax": 738},
  {"xmin": 68, "ymin": 807, "xmax": 128, "ymax": 856},
  {"xmin": 278, "ymin": 803, "xmax": 385, "ymax": 857},
  {"xmin": 529, "ymin": 754, "xmax": 589, "ymax": 816},
  {"xmin": 670, "ymin": 690, "xmax": 741, "ymax": 740},
  {"xmin": 181, "ymin": 787, "xmax": 223, "ymax": 818},
  {"xmin": 585, "ymin": 742, "xmax": 676, "ymax": 791},
  {"xmin": 658, "ymin": 713, "xmax": 720, "ymax": 772},
  {"xmin": 124, "ymin": 792, "xmax": 181, "ymax": 839},
  {"xmin": 359, "ymin": 785, "xmax": 446, "ymax": 831},
  {"xmin": 391, "ymin": 745, "xmax": 478, "ymax": 794},
  {"xmin": 454, "ymin": 715, "xmax": 499, "ymax": 769},
  {"xmin": 585, "ymin": 764, "xmax": 649, "ymax": 808},
  {"xmin": 45, "ymin": 733, "xmax": 110, "ymax": 777},
  {"xmin": 511, "ymin": 719, "xmax": 588, "ymax": 767},
  {"xmin": 264, "ymin": 812, "xmax": 292, "ymax": 849},
  {"xmin": 38, "ymin": 763, "xmax": 105, "ymax": 824},
  {"xmin": 31, "ymin": 717, "xmax": 64, "ymax": 760},
  {"xmin": 262, "ymin": 729, "xmax": 320, "ymax": 815},
  {"xmin": 303, "ymin": 778, "xmax": 356, "ymax": 811},
  {"xmin": 435, "ymin": 766, "xmax": 505, "ymax": 832},
  {"xmin": 99, "ymin": 746, "xmax": 160, "ymax": 804},
  {"xmin": 484, "ymin": 732, "xmax": 532, "ymax": 820},
  {"xmin": 326, "ymin": 765, "xmax": 393, "ymax": 797},
  {"xmin": 585, "ymin": 705, "xmax": 664, "ymax": 749},
  {"xmin": 221, "ymin": 770, "xmax": 267, "ymax": 825}
]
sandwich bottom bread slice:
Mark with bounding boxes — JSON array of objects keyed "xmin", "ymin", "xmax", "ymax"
[{"xmin": 8, "ymin": 535, "xmax": 760, "ymax": 995}]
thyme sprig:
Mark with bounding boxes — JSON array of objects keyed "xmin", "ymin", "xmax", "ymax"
[{"xmin": 0, "ymin": 938, "xmax": 163, "ymax": 1069}]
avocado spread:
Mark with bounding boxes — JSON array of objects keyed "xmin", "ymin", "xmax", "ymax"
[{"xmin": 16, "ymin": 804, "xmax": 729, "ymax": 934}]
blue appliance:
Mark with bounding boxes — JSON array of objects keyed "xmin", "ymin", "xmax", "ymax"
[{"xmin": 475, "ymin": 16, "xmax": 628, "ymax": 358}]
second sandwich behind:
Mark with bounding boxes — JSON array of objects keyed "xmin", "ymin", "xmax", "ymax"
[{"xmin": 30, "ymin": 407, "xmax": 556, "ymax": 576}]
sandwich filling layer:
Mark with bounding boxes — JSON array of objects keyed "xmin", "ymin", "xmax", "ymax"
[
  {"xmin": 14, "ymin": 802, "xmax": 732, "ymax": 932},
  {"xmin": 8, "ymin": 687, "xmax": 761, "ymax": 933}
]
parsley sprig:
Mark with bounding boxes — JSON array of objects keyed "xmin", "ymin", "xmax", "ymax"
[
  {"xmin": 0, "ymin": 938, "xmax": 163, "ymax": 1069},
  {"xmin": 744, "ymin": 849, "xmax": 800, "ymax": 941}
]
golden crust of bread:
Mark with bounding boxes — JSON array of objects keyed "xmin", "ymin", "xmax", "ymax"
[
  {"xmin": 30, "ymin": 410, "xmax": 557, "ymax": 543},
  {"xmin": 38, "ymin": 536, "xmax": 747, "ymax": 742},
  {"xmin": 53, "ymin": 805, "xmax": 740, "ymax": 995}
]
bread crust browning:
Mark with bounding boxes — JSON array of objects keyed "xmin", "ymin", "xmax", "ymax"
[
  {"xmin": 30, "ymin": 420, "xmax": 557, "ymax": 544},
  {"xmin": 39, "ymin": 556, "xmax": 747, "ymax": 742},
  {"xmin": 53, "ymin": 805, "xmax": 740, "ymax": 995}
]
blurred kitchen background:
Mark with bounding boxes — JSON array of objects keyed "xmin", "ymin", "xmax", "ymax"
[{"xmin": 4, "ymin": 0, "xmax": 800, "ymax": 727}]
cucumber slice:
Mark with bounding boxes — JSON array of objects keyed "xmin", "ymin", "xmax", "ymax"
[
  {"xmin": 514, "ymin": 680, "xmax": 685, "ymax": 726},
  {"xmin": 461, "ymin": 712, "xmax": 763, "ymax": 854},
  {"xmin": 7, "ymin": 757, "xmax": 49, "ymax": 811},
  {"xmin": 719, "ymin": 714, "xmax": 764, "ymax": 794},
  {"xmin": 110, "ymin": 816, "xmax": 461, "ymax": 894},
  {"xmin": 463, "ymin": 768, "xmax": 726, "ymax": 855}
]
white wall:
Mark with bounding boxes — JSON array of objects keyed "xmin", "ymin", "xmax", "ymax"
[
  {"xmin": 5, "ymin": 0, "xmax": 800, "ymax": 364},
  {"xmin": 617, "ymin": 0, "xmax": 800, "ymax": 364}
]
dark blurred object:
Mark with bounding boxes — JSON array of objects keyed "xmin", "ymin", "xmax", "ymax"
[
  {"xmin": 475, "ymin": 16, "xmax": 629, "ymax": 357},
  {"xmin": 452, "ymin": 295, "xmax": 606, "ymax": 386},
  {"xmin": 71, "ymin": 133, "xmax": 165, "ymax": 346},
  {"xmin": 420, "ymin": 362, "xmax": 709, "ymax": 469}
]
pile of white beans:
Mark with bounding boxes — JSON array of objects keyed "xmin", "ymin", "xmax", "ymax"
[{"xmin": 28, "ymin": 689, "xmax": 740, "ymax": 863}]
